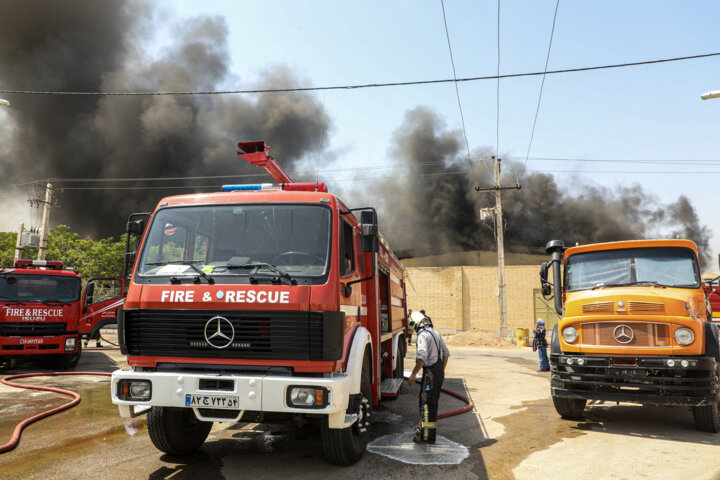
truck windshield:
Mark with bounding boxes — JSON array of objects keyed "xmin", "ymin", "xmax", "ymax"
[
  {"xmin": 0, "ymin": 274, "xmax": 81, "ymax": 303},
  {"xmin": 137, "ymin": 204, "xmax": 331, "ymax": 278},
  {"xmin": 565, "ymin": 247, "xmax": 700, "ymax": 291}
]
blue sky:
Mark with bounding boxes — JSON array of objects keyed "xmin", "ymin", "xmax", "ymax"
[{"xmin": 135, "ymin": 1, "xmax": 720, "ymax": 262}]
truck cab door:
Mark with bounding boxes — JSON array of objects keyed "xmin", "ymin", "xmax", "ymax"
[{"xmin": 80, "ymin": 277, "xmax": 126, "ymax": 334}]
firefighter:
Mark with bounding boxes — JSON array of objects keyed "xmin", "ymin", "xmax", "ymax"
[
  {"xmin": 84, "ymin": 329, "xmax": 103, "ymax": 348},
  {"xmin": 408, "ymin": 316, "xmax": 450, "ymax": 444}
]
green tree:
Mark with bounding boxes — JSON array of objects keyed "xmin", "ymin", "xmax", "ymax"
[{"xmin": 5, "ymin": 225, "xmax": 127, "ymax": 279}]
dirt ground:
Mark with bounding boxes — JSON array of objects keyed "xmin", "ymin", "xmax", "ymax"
[
  {"xmin": 2, "ymin": 336, "xmax": 720, "ymax": 479},
  {"xmin": 444, "ymin": 329, "xmax": 520, "ymax": 349}
]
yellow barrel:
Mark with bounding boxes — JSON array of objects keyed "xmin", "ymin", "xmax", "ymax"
[{"xmin": 516, "ymin": 328, "xmax": 529, "ymax": 347}]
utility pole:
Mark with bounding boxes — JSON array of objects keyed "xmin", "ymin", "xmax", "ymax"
[
  {"xmin": 475, "ymin": 157, "xmax": 521, "ymax": 336},
  {"xmin": 37, "ymin": 182, "xmax": 53, "ymax": 261},
  {"xmin": 14, "ymin": 223, "xmax": 24, "ymax": 263}
]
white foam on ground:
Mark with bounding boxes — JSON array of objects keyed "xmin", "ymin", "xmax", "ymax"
[{"xmin": 367, "ymin": 431, "xmax": 470, "ymax": 465}]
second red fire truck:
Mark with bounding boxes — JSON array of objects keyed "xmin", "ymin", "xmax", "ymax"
[
  {"xmin": 112, "ymin": 142, "xmax": 409, "ymax": 465},
  {"xmin": 0, "ymin": 259, "xmax": 124, "ymax": 368}
]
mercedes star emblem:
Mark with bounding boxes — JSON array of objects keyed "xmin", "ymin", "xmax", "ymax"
[
  {"xmin": 613, "ymin": 324, "xmax": 634, "ymax": 344},
  {"xmin": 204, "ymin": 316, "xmax": 235, "ymax": 349}
]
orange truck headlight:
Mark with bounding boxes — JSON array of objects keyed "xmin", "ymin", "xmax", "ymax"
[
  {"xmin": 562, "ymin": 326, "xmax": 579, "ymax": 343},
  {"xmin": 673, "ymin": 328, "xmax": 694, "ymax": 346}
]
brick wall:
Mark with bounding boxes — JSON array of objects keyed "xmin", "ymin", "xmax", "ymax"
[{"xmin": 405, "ymin": 265, "xmax": 545, "ymax": 334}]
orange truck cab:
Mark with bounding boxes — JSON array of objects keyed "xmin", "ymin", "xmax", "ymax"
[
  {"xmin": 540, "ymin": 239, "xmax": 720, "ymax": 432},
  {"xmin": 0, "ymin": 259, "xmax": 124, "ymax": 369},
  {"xmin": 111, "ymin": 142, "xmax": 409, "ymax": 465}
]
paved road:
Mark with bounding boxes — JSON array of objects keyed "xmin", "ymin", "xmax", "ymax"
[{"xmin": 1, "ymin": 344, "xmax": 720, "ymax": 479}]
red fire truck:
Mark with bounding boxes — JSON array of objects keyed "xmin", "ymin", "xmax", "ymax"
[
  {"xmin": 0, "ymin": 259, "xmax": 125, "ymax": 369},
  {"xmin": 111, "ymin": 141, "xmax": 409, "ymax": 465}
]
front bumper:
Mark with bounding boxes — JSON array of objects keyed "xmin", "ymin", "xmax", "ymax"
[
  {"xmin": 111, "ymin": 369, "xmax": 354, "ymax": 428},
  {"xmin": 0, "ymin": 334, "xmax": 79, "ymax": 356},
  {"xmin": 550, "ymin": 354, "xmax": 719, "ymax": 407}
]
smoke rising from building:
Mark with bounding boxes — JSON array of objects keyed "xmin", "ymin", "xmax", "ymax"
[
  {"xmin": 0, "ymin": 0, "xmax": 331, "ymax": 236},
  {"xmin": 0, "ymin": 2, "xmax": 710, "ymax": 267},
  {"xmin": 364, "ymin": 106, "xmax": 712, "ymax": 267}
]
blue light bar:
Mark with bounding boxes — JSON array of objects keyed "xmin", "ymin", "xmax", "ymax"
[{"xmin": 221, "ymin": 183, "xmax": 281, "ymax": 192}]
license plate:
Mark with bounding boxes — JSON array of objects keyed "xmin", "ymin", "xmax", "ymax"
[
  {"xmin": 609, "ymin": 368, "xmax": 647, "ymax": 379},
  {"xmin": 185, "ymin": 394, "xmax": 239, "ymax": 409}
]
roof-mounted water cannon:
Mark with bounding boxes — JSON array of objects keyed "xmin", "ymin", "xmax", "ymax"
[
  {"xmin": 235, "ymin": 141, "xmax": 328, "ymax": 193},
  {"xmin": 238, "ymin": 141, "xmax": 293, "ymax": 184}
]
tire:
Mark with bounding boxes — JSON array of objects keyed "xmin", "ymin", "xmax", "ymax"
[
  {"xmin": 321, "ymin": 357, "xmax": 371, "ymax": 466},
  {"xmin": 56, "ymin": 340, "xmax": 82, "ymax": 370},
  {"xmin": 693, "ymin": 364, "xmax": 720, "ymax": 433},
  {"xmin": 147, "ymin": 407, "xmax": 213, "ymax": 455},
  {"xmin": 552, "ymin": 394, "xmax": 586, "ymax": 420},
  {"xmin": 693, "ymin": 402, "xmax": 720, "ymax": 433}
]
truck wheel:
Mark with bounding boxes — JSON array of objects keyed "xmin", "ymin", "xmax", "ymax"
[
  {"xmin": 56, "ymin": 341, "xmax": 82, "ymax": 370},
  {"xmin": 693, "ymin": 402, "xmax": 720, "ymax": 433},
  {"xmin": 321, "ymin": 358, "xmax": 371, "ymax": 465},
  {"xmin": 552, "ymin": 394, "xmax": 586, "ymax": 420},
  {"xmin": 147, "ymin": 407, "xmax": 213, "ymax": 455},
  {"xmin": 693, "ymin": 365, "xmax": 720, "ymax": 433}
]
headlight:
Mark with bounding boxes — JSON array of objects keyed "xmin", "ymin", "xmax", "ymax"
[
  {"xmin": 673, "ymin": 328, "xmax": 695, "ymax": 346},
  {"xmin": 562, "ymin": 327, "xmax": 579, "ymax": 343},
  {"xmin": 65, "ymin": 337, "xmax": 77, "ymax": 352},
  {"xmin": 117, "ymin": 380, "xmax": 152, "ymax": 401},
  {"xmin": 287, "ymin": 386, "xmax": 329, "ymax": 409}
]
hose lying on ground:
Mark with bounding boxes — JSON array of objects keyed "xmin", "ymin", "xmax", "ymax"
[
  {"xmin": 0, "ymin": 371, "xmax": 111, "ymax": 454},
  {"xmin": 404, "ymin": 373, "xmax": 474, "ymax": 421}
]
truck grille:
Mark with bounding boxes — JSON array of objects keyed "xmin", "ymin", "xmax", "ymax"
[
  {"xmin": 579, "ymin": 322, "xmax": 671, "ymax": 347},
  {"xmin": 627, "ymin": 301, "xmax": 665, "ymax": 313},
  {"xmin": 582, "ymin": 302, "xmax": 613, "ymax": 313},
  {"xmin": 0, "ymin": 322, "xmax": 67, "ymax": 336},
  {"xmin": 122, "ymin": 309, "xmax": 328, "ymax": 361}
]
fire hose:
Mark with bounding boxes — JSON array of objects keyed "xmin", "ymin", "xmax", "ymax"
[
  {"xmin": 0, "ymin": 371, "xmax": 111, "ymax": 454},
  {"xmin": 404, "ymin": 373, "xmax": 474, "ymax": 422},
  {"xmin": 0, "ymin": 329, "xmax": 119, "ymax": 453}
]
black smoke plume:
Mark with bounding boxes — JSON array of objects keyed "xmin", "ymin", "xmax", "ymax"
[
  {"xmin": 363, "ymin": 106, "xmax": 712, "ymax": 267},
  {"xmin": 0, "ymin": 0, "xmax": 330, "ymax": 236}
]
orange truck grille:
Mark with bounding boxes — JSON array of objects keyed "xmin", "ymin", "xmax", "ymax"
[{"xmin": 579, "ymin": 322, "xmax": 671, "ymax": 347}]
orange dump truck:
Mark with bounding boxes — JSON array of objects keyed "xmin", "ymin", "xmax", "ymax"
[{"xmin": 540, "ymin": 239, "xmax": 720, "ymax": 431}]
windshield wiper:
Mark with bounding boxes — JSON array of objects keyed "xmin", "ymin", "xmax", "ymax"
[
  {"xmin": 592, "ymin": 281, "xmax": 667, "ymax": 290},
  {"xmin": 0, "ymin": 295, "xmax": 25, "ymax": 305},
  {"xmin": 41, "ymin": 299, "xmax": 72, "ymax": 305},
  {"xmin": 186, "ymin": 263, "xmax": 215, "ymax": 284},
  {"xmin": 218, "ymin": 263, "xmax": 296, "ymax": 284},
  {"xmin": 145, "ymin": 261, "xmax": 214, "ymax": 284}
]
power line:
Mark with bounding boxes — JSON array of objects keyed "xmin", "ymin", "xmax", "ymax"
[
  {"xmin": 1, "ymin": 155, "xmax": 718, "ymax": 192},
  {"xmin": 522, "ymin": 0, "xmax": 560, "ymax": 174},
  {"xmin": 2, "ymin": 167, "xmax": 719, "ymax": 194},
  {"xmin": 0, "ymin": 52, "xmax": 718, "ymax": 97},
  {"xmin": 440, "ymin": 0, "xmax": 492, "ymax": 174}
]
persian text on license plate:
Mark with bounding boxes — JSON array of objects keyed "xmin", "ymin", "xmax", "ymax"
[
  {"xmin": 185, "ymin": 394, "xmax": 239, "ymax": 409},
  {"xmin": 608, "ymin": 368, "xmax": 647, "ymax": 379}
]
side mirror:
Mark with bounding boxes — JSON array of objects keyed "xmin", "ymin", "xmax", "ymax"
[
  {"xmin": 541, "ymin": 283, "xmax": 552, "ymax": 297},
  {"xmin": 539, "ymin": 262, "xmax": 549, "ymax": 282},
  {"xmin": 127, "ymin": 219, "xmax": 145, "ymax": 236},
  {"xmin": 360, "ymin": 210, "xmax": 378, "ymax": 253},
  {"xmin": 83, "ymin": 282, "xmax": 95, "ymax": 313}
]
